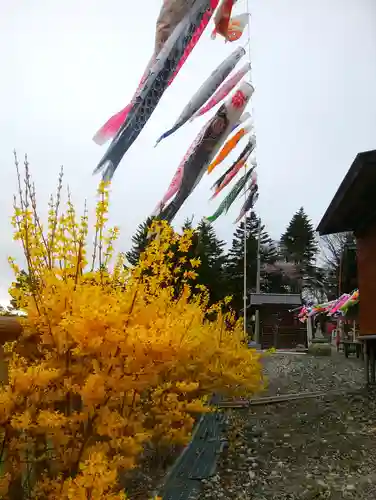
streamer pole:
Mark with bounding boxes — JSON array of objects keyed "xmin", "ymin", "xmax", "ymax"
[
  {"xmin": 255, "ymin": 218, "xmax": 261, "ymax": 344},
  {"xmin": 243, "ymin": 164, "xmax": 248, "ymax": 336},
  {"xmin": 243, "ymin": 0, "xmax": 253, "ymax": 338}
]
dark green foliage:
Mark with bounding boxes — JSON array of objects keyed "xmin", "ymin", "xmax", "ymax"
[
  {"xmin": 176, "ymin": 218, "xmax": 228, "ymax": 304},
  {"xmin": 279, "ymin": 207, "xmax": 318, "ymax": 293},
  {"xmin": 194, "ymin": 219, "xmax": 227, "ymax": 304},
  {"xmin": 125, "ymin": 217, "xmax": 155, "ymax": 266},
  {"xmin": 126, "ymin": 206, "xmax": 326, "ymax": 312},
  {"xmin": 225, "ymin": 212, "xmax": 277, "ymax": 311},
  {"xmin": 10, "ymin": 270, "xmax": 32, "ymax": 309},
  {"xmin": 280, "ymin": 207, "xmax": 318, "ymax": 265},
  {"xmin": 125, "ymin": 216, "xmax": 227, "ymax": 304}
]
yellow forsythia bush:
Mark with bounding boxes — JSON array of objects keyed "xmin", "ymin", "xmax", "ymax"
[{"xmin": 0, "ymin": 156, "xmax": 263, "ymax": 499}]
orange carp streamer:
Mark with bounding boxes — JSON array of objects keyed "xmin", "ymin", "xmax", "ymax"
[
  {"xmin": 210, "ymin": 135, "xmax": 256, "ymax": 197},
  {"xmin": 213, "ymin": 0, "xmax": 235, "ymax": 39},
  {"xmin": 212, "ymin": 12, "xmax": 249, "ymax": 42},
  {"xmin": 212, "ymin": 158, "xmax": 247, "ymax": 198},
  {"xmin": 207, "ymin": 121, "xmax": 252, "ymax": 174}
]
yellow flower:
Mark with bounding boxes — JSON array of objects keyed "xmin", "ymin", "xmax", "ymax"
[
  {"xmin": 5, "ymin": 160, "xmax": 262, "ymax": 499},
  {"xmin": 183, "ymin": 270, "xmax": 198, "ymax": 280},
  {"xmin": 37, "ymin": 410, "xmax": 67, "ymax": 429},
  {"xmin": 176, "ymin": 381, "xmax": 199, "ymax": 393},
  {"xmin": 190, "ymin": 258, "xmax": 201, "ymax": 268},
  {"xmin": 11, "ymin": 410, "xmax": 32, "ymax": 430},
  {"xmin": 0, "ymin": 473, "xmax": 11, "ymax": 497}
]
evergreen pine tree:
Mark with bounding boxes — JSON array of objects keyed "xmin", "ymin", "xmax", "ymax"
[
  {"xmin": 195, "ymin": 219, "xmax": 227, "ymax": 304},
  {"xmin": 9, "ymin": 270, "xmax": 31, "ymax": 309},
  {"xmin": 280, "ymin": 207, "xmax": 318, "ymax": 265},
  {"xmin": 181, "ymin": 217, "xmax": 194, "ymax": 231},
  {"xmin": 226, "ymin": 212, "xmax": 276, "ymax": 312},
  {"xmin": 174, "ymin": 218, "xmax": 228, "ymax": 304},
  {"xmin": 126, "ymin": 216, "xmax": 227, "ymax": 304},
  {"xmin": 279, "ymin": 207, "xmax": 318, "ymax": 293},
  {"xmin": 125, "ymin": 217, "xmax": 154, "ymax": 266}
]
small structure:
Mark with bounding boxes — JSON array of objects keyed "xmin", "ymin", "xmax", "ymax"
[
  {"xmin": 248, "ymin": 293, "xmax": 305, "ymax": 349},
  {"xmin": 317, "ymin": 149, "xmax": 376, "ymax": 383}
]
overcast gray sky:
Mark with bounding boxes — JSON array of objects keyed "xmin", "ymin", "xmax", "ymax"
[{"xmin": 0, "ymin": 0, "xmax": 376, "ymax": 303}]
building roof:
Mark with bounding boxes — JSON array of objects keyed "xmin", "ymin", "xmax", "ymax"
[
  {"xmin": 317, "ymin": 149, "xmax": 376, "ymax": 235},
  {"xmin": 249, "ymin": 293, "xmax": 302, "ymax": 306}
]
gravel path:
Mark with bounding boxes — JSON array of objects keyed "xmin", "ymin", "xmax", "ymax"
[{"xmin": 203, "ymin": 352, "xmax": 376, "ymax": 499}]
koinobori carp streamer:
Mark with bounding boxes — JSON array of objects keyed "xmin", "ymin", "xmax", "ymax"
[
  {"xmin": 93, "ymin": 0, "xmax": 220, "ymax": 147},
  {"xmin": 207, "ymin": 120, "xmax": 253, "ymax": 174},
  {"xmin": 191, "ymin": 62, "xmax": 252, "ymax": 120},
  {"xmin": 152, "ymin": 121, "xmax": 208, "ymax": 215},
  {"xmin": 212, "ymin": 12, "xmax": 249, "ymax": 42},
  {"xmin": 206, "ymin": 166, "xmax": 255, "ymax": 223},
  {"xmin": 155, "ymin": 46, "xmax": 246, "ymax": 146},
  {"xmin": 153, "ymin": 111, "xmax": 251, "ymax": 215},
  {"xmin": 212, "ymin": 0, "xmax": 237, "ymax": 40},
  {"xmin": 93, "ymin": 0, "xmax": 215, "ymax": 181},
  {"xmin": 157, "ymin": 81, "xmax": 253, "ymax": 223},
  {"xmin": 211, "ymin": 134, "xmax": 256, "ymax": 196},
  {"xmin": 235, "ymin": 183, "xmax": 258, "ymax": 223}
]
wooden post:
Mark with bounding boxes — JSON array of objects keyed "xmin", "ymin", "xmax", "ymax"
[
  {"xmin": 306, "ymin": 317, "xmax": 313, "ymax": 346},
  {"xmin": 356, "ymin": 227, "xmax": 376, "ymax": 384}
]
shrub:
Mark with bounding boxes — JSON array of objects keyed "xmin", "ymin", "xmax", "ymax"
[{"xmin": 0, "ymin": 155, "xmax": 262, "ymax": 499}]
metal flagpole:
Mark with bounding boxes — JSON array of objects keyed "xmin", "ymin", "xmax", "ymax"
[
  {"xmin": 255, "ymin": 218, "xmax": 261, "ymax": 344},
  {"xmin": 243, "ymin": 0, "xmax": 253, "ymax": 338},
  {"xmin": 243, "ymin": 165, "xmax": 248, "ymax": 336}
]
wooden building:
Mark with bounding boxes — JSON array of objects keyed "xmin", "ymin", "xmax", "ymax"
[
  {"xmin": 317, "ymin": 149, "xmax": 376, "ymax": 383},
  {"xmin": 248, "ymin": 293, "xmax": 305, "ymax": 349}
]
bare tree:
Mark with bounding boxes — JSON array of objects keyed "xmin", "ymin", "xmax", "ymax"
[
  {"xmin": 320, "ymin": 232, "xmax": 354, "ymax": 270},
  {"xmin": 319, "ymin": 232, "xmax": 355, "ymax": 298}
]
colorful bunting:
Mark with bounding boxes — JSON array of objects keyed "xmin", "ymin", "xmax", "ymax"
[{"xmin": 297, "ymin": 289, "xmax": 360, "ymax": 322}]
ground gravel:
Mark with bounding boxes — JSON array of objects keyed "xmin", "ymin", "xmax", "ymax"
[{"xmin": 203, "ymin": 352, "xmax": 376, "ymax": 499}]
